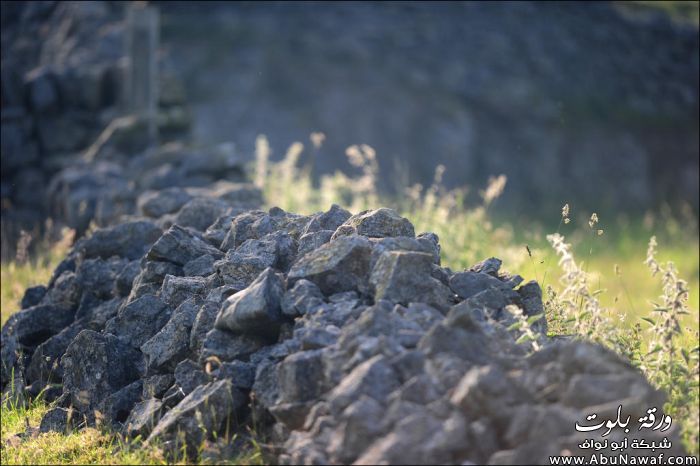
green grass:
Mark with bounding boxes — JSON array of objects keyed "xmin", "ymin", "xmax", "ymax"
[{"xmin": 1, "ymin": 136, "xmax": 698, "ymax": 462}]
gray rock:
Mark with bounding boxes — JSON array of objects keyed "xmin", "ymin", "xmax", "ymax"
[
  {"xmin": 369, "ymin": 235, "xmax": 440, "ymax": 269},
  {"xmin": 1, "ymin": 303, "xmax": 75, "ymax": 349},
  {"xmin": 20, "ymin": 285, "xmax": 46, "ymax": 309},
  {"xmin": 297, "ymin": 230, "xmax": 333, "ymax": 258},
  {"xmin": 80, "ymin": 220, "xmax": 163, "ymax": 261},
  {"xmin": 173, "ymin": 197, "xmax": 230, "ymax": 232},
  {"xmin": 200, "ymin": 329, "xmax": 268, "ymax": 362},
  {"xmin": 76, "ymin": 257, "xmax": 128, "ymax": 300},
  {"xmin": 183, "ymin": 254, "xmax": 215, "ymax": 277},
  {"xmin": 448, "ymin": 271, "xmax": 509, "ymax": 300},
  {"xmin": 26, "ymin": 321, "xmax": 83, "ymax": 387},
  {"xmin": 214, "ymin": 360, "xmax": 255, "ymax": 390},
  {"xmin": 450, "ymin": 365, "xmax": 529, "ymax": 421},
  {"xmin": 100, "ymin": 379, "xmax": 143, "ymax": 425},
  {"xmin": 141, "ymin": 298, "xmax": 201, "ymax": 373},
  {"xmin": 354, "ymin": 411, "xmax": 443, "ymax": 465},
  {"xmin": 277, "ymin": 350, "xmax": 326, "ymax": 404},
  {"xmin": 142, "ymin": 374, "xmax": 174, "ymax": 399},
  {"xmin": 61, "ymin": 330, "xmax": 142, "ymax": 415},
  {"xmin": 160, "ymin": 275, "xmax": 207, "ymax": 308},
  {"xmin": 137, "ymin": 187, "xmax": 193, "ymax": 218},
  {"xmin": 124, "ymin": 398, "xmax": 163, "ymax": 438},
  {"xmin": 104, "ymin": 294, "xmax": 171, "ymax": 348},
  {"xmin": 41, "ymin": 271, "xmax": 82, "ymax": 310},
  {"xmin": 190, "ymin": 301, "xmax": 219, "ymax": 352},
  {"xmin": 39, "ymin": 407, "xmax": 80, "ymax": 433},
  {"xmin": 469, "ymin": 257, "xmax": 502, "ymax": 276},
  {"xmin": 296, "ymin": 326, "xmax": 341, "ymax": 350},
  {"xmin": 114, "ymin": 260, "xmax": 140, "ymax": 297},
  {"xmin": 147, "ymin": 225, "xmax": 224, "ymax": 266},
  {"xmin": 215, "ymin": 231, "xmax": 296, "ymax": 288},
  {"xmin": 288, "ymin": 235, "xmax": 372, "ymax": 295},
  {"xmin": 281, "ymin": 279, "xmax": 325, "ymax": 317},
  {"xmin": 251, "ymin": 360, "xmax": 280, "ymax": 412},
  {"xmin": 517, "ymin": 280, "xmax": 546, "ymax": 334},
  {"xmin": 215, "ymin": 268, "xmax": 285, "ymax": 339},
  {"xmin": 203, "ymin": 213, "xmax": 236, "ymax": 246},
  {"xmin": 220, "ymin": 210, "xmax": 275, "ymax": 251},
  {"xmin": 174, "ymin": 359, "xmax": 210, "ymax": 395},
  {"xmin": 75, "ymin": 297, "xmax": 122, "ymax": 327},
  {"xmin": 147, "ymin": 379, "xmax": 239, "ymax": 452},
  {"xmin": 327, "ymin": 395, "xmax": 386, "ymax": 464},
  {"xmin": 332, "ymin": 208, "xmax": 414, "ymax": 239},
  {"xmin": 302, "ymin": 204, "xmax": 352, "ymax": 234},
  {"xmin": 328, "ymin": 355, "xmax": 400, "ymax": 414},
  {"xmin": 370, "ymin": 251, "xmax": 454, "ymax": 312}
]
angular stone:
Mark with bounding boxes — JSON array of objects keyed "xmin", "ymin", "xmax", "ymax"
[
  {"xmin": 41, "ymin": 271, "xmax": 81, "ymax": 310},
  {"xmin": 450, "ymin": 365, "xmax": 529, "ymax": 421},
  {"xmin": 288, "ymin": 235, "xmax": 372, "ymax": 295},
  {"xmin": 302, "ymin": 204, "xmax": 352, "ymax": 235},
  {"xmin": 137, "ymin": 187, "xmax": 193, "ymax": 218},
  {"xmin": 1, "ymin": 303, "xmax": 75, "ymax": 349},
  {"xmin": 221, "ymin": 210, "xmax": 275, "ymax": 251},
  {"xmin": 468, "ymin": 257, "xmax": 502, "ymax": 276},
  {"xmin": 75, "ymin": 297, "xmax": 122, "ymax": 328},
  {"xmin": 355, "ymin": 411, "xmax": 442, "ymax": 465},
  {"xmin": 141, "ymin": 299, "xmax": 200, "ymax": 373},
  {"xmin": 26, "ymin": 321, "xmax": 83, "ymax": 387},
  {"xmin": 147, "ymin": 225, "xmax": 224, "ymax": 266},
  {"xmin": 104, "ymin": 294, "xmax": 171, "ymax": 348},
  {"xmin": 517, "ymin": 280, "xmax": 546, "ymax": 334},
  {"xmin": 100, "ymin": 380, "xmax": 143, "ymax": 425},
  {"xmin": 277, "ymin": 350, "xmax": 326, "ymax": 404},
  {"xmin": 190, "ymin": 301, "xmax": 219, "ymax": 352},
  {"xmin": 80, "ymin": 220, "xmax": 163, "ymax": 260},
  {"xmin": 448, "ymin": 271, "xmax": 509, "ymax": 300},
  {"xmin": 281, "ymin": 279, "xmax": 324, "ymax": 317},
  {"xmin": 369, "ymin": 235, "xmax": 440, "ymax": 269},
  {"xmin": 173, "ymin": 197, "xmax": 230, "ymax": 232},
  {"xmin": 332, "ymin": 208, "xmax": 414, "ymax": 239},
  {"xmin": 214, "ymin": 360, "xmax": 255, "ymax": 390},
  {"xmin": 76, "ymin": 257, "xmax": 128, "ymax": 300},
  {"xmin": 160, "ymin": 275, "xmax": 207, "ymax": 308},
  {"xmin": 147, "ymin": 380, "xmax": 238, "ymax": 452},
  {"xmin": 142, "ymin": 374, "xmax": 174, "ymax": 399},
  {"xmin": 328, "ymin": 355, "xmax": 400, "ymax": 414},
  {"xmin": 215, "ymin": 231, "xmax": 296, "ymax": 288},
  {"xmin": 61, "ymin": 330, "xmax": 142, "ymax": 415},
  {"xmin": 215, "ymin": 268, "xmax": 285, "ymax": 339},
  {"xmin": 39, "ymin": 407, "xmax": 79, "ymax": 433},
  {"xmin": 21, "ymin": 285, "xmax": 46, "ymax": 309},
  {"xmin": 297, "ymin": 230, "xmax": 333, "ymax": 258},
  {"xmin": 183, "ymin": 254, "xmax": 215, "ymax": 277},
  {"xmin": 124, "ymin": 398, "xmax": 163, "ymax": 438},
  {"xmin": 200, "ymin": 329, "xmax": 267, "ymax": 363},
  {"xmin": 174, "ymin": 359, "xmax": 210, "ymax": 396},
  {"xmin": 114, "ymin": 260, "xmax": 140, "ymax": 297},
  {"xmin": 327, "ymin": 395, "xmax": 386, "ymax": 464},
  {"xmin": 370, "ymin": 251, "xmax": 454, "ymax": 312}
]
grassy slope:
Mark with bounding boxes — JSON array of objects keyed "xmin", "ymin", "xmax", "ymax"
[{"xmin": 1, "ymin": 140, "xmax": 698, "ymax": 462}]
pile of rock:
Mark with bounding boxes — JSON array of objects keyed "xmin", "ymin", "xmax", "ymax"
[{"xmin": 1, "ymin": 203, "xmax": 685, "ymax": 463}]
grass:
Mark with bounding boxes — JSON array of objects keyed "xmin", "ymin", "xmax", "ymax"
[{"xmin": 1, "ymin": 135, "xmax": 698, "ymax": 462}]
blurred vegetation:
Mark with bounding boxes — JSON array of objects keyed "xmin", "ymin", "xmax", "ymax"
[{"xmin": 1, "ymin": 134, "xmax": 698, "ymax": 461}]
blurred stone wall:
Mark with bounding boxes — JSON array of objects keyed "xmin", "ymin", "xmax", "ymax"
[
  {"xmin": 1, "ymin": 1, "xmax": 190, "ymax": 256},
  {"xmin": 161, "ymin": 1, "xmax": 699, "ymax": 214}
]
